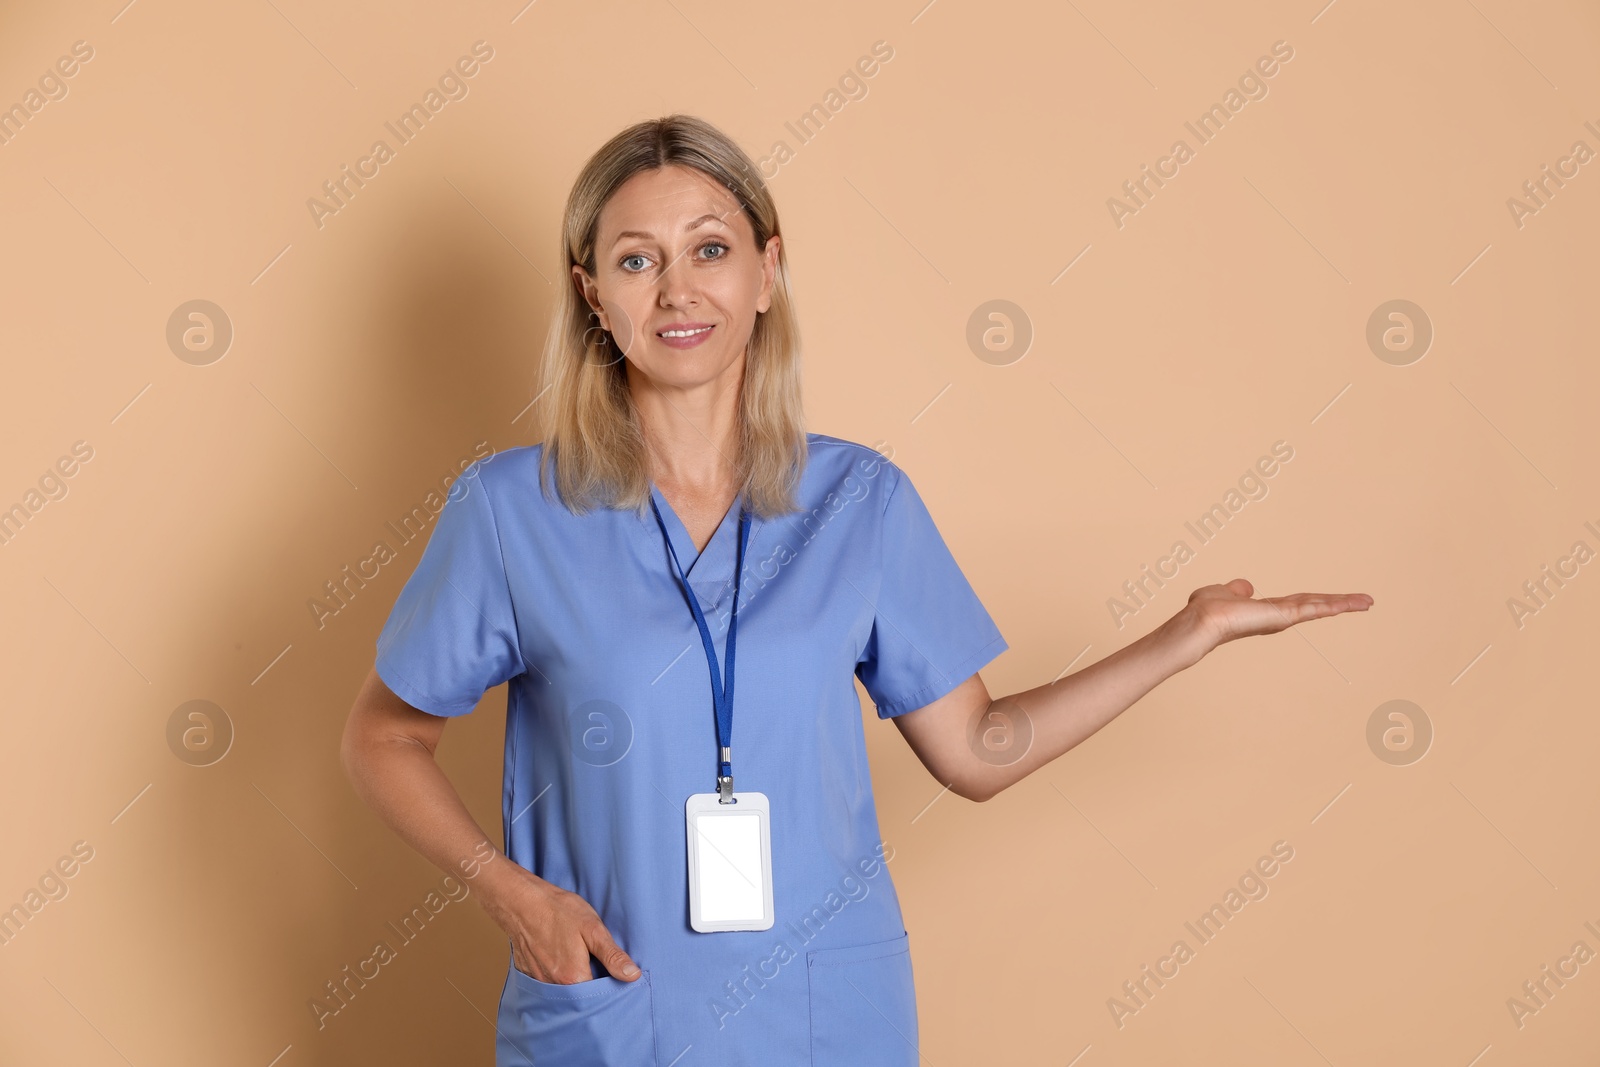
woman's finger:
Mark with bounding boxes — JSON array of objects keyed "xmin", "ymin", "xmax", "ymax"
[
  {"xmin": 582, "ymin": 920, "xmax": 642, "ymax": 981},
  {"xmin": 1263, "ymin": 593, "xmax": 1373, "ymax": 623}
]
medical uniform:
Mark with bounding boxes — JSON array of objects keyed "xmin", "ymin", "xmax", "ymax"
[{"xmin": 374, "ymin": 433, "xmax": 1007, "ymax": 1066}]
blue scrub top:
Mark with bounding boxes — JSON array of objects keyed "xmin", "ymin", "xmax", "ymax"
[{"xmin": 374, "ymin": 432, "xmax": 1007, "ymax": 1066}]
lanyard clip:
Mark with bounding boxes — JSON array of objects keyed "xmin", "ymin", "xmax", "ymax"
[{"xmin": 718, "ymin": 745, "xmax": 734, "ymax": 803}]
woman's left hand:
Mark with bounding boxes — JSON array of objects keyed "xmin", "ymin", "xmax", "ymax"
[{"xmin": 1163, "ymin": 578, "xmax": 1374, "ymax": 667}]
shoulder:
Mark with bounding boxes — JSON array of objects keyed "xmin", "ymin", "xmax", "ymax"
[
  {"xmin": 461, "ymin": 443, "xmax": 544, "ymax": 495},
  {"xmin": 805, "ymin": 431, "xmax": 889, "ymax": 465},
  {"xmin": 444, "ymin": 444, "xmax": 552, "ymax": 523},
  {"xmin": 804, "ymin": 432, "xmax": 904, "ymax": 504}
]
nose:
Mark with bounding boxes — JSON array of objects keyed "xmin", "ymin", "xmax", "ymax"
[{"xmin": 656, "ymin": 251, "xmax": 700, "ymax": 310}]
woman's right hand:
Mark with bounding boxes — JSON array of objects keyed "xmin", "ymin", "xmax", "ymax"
[
  {"xmin": 339, "ymin": 673, "xmax": 640, "ymax": 985},
  {"xmin": 476, "ymin": 860, "xmax": 642, "ymax": 984}
]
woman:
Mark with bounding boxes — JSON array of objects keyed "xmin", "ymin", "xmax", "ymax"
[{"xmin": 341, "ymin": 114, "xmax": 1372, "ymax": 1065}]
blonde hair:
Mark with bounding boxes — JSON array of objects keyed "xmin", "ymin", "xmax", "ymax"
[{"xmin": 533, "ymin": 114, "xmax": 807, "ymax": 520}]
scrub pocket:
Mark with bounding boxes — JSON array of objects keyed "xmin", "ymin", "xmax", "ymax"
[
  {"xmin": 806, "ymin": 930, "xmax": 919, "ymax": 1067},
  {"xmin": 498, "ymin": 962, "xmax": 658, "ymax": 1066}
]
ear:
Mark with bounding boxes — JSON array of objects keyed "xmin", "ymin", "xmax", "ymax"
[
  {"xmin": 571, "ymin": 264, "xmax": 610, "ymax": 329},
  {"xmin": 755, "ymin": 234, "xmax": 781, "ymax": 314}
]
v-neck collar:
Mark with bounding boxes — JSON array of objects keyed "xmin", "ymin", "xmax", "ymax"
[{"xmin": 646, "ymin": 484, "xmax": 750, "ymax": 614}]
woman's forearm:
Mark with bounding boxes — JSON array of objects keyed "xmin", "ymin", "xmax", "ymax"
[
  {"xmin": 340, "ymin": 672, "xmax": 643, "ymax": 982},
  {"xmin": 964, "ymin": 606, "xmax": 1209, "ymax": 801},
  {"xmin": 949, "ymin": 578, "xmax": 1373, "ymax": 801},
  {"xmin": 342, "ymin": 733, "xmax": 507, "ymax": 887},
  {"xmin": 339, "ymin": 673, "xmax": 525, "ymax": 898}
]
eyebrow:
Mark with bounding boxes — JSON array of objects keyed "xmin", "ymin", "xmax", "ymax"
[{"xmin": 610, "ymin": 213, "xmax": 729, "ymax": 247}]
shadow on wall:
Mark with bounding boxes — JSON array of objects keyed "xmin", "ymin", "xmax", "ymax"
[{"xmin": 165, "ymin": 174, "xmax": 555, "ymax": 1065}]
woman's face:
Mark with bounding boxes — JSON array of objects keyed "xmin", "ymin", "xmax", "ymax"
[{"xmin": 574, "ymin": 164, "xmax": 780, "ymax": 392}]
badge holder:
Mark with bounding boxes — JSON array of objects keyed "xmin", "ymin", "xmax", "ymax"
[{"xmin": 685, "ymin": 790, "xmax": 773, "ymax": 932}]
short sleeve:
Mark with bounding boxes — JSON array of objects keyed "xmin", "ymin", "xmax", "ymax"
[
  {"xmin": 374, "ymin": 460, "xmax": 524, "ymax": 716},
  {"xmin": 855, "ymin": 464, "xmax": 1008, "ymax": 718}
]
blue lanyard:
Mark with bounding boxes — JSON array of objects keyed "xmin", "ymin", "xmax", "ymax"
[{"xmin": 649, "ymin": 495, "xmax": 751, "ymax": 804}]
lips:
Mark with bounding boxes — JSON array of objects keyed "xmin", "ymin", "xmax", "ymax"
[{"xmin": 655, "ymin": 322, "xmax": 716, "ymax": 350}]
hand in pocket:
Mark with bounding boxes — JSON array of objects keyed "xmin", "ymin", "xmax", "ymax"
[{"xmin": 478, "ymin": 861, "xmax": 641, "ymax": 984}]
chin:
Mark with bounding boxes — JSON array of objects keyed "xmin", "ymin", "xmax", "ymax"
[{"xmin": 641, "ymin": 346, "xmax": 737, "ymax": 381}]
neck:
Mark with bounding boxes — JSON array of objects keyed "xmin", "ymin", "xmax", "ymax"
[{"xmin": 629, "ymin": 357, "xmax": 744, "ymax": 490}]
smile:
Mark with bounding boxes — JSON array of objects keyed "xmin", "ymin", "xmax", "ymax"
[{"xmin": 655, "ymin": 323, "xmax": 716, "ymax": 350}]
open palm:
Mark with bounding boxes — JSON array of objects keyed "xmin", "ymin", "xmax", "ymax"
[{"xmin": 1187, "ymin": 578, "xmax": 1373, "ymax": 649}]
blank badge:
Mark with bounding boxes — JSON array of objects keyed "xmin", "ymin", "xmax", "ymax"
[{"xmin": 685, "ymin": 791, "xmax": 774, "ymax": 932}]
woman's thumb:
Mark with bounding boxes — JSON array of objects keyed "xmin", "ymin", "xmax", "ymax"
[{"xmin": 585, "ymin": 923, "xmax": 642, "ymax": 980}]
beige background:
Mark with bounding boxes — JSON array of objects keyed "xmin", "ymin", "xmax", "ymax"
[{"xmin": 1, "ymin": 0, "xmax": 1597, "ymax": 1063}]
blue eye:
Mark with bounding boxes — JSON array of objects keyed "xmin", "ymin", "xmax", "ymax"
[
  {"xmin": 620, "ymin": 254, "xmax": 650, "ymax": 272},
  {"xmin": 700, "ymin": 242, "xmax": 728, "ymax": 260}
]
